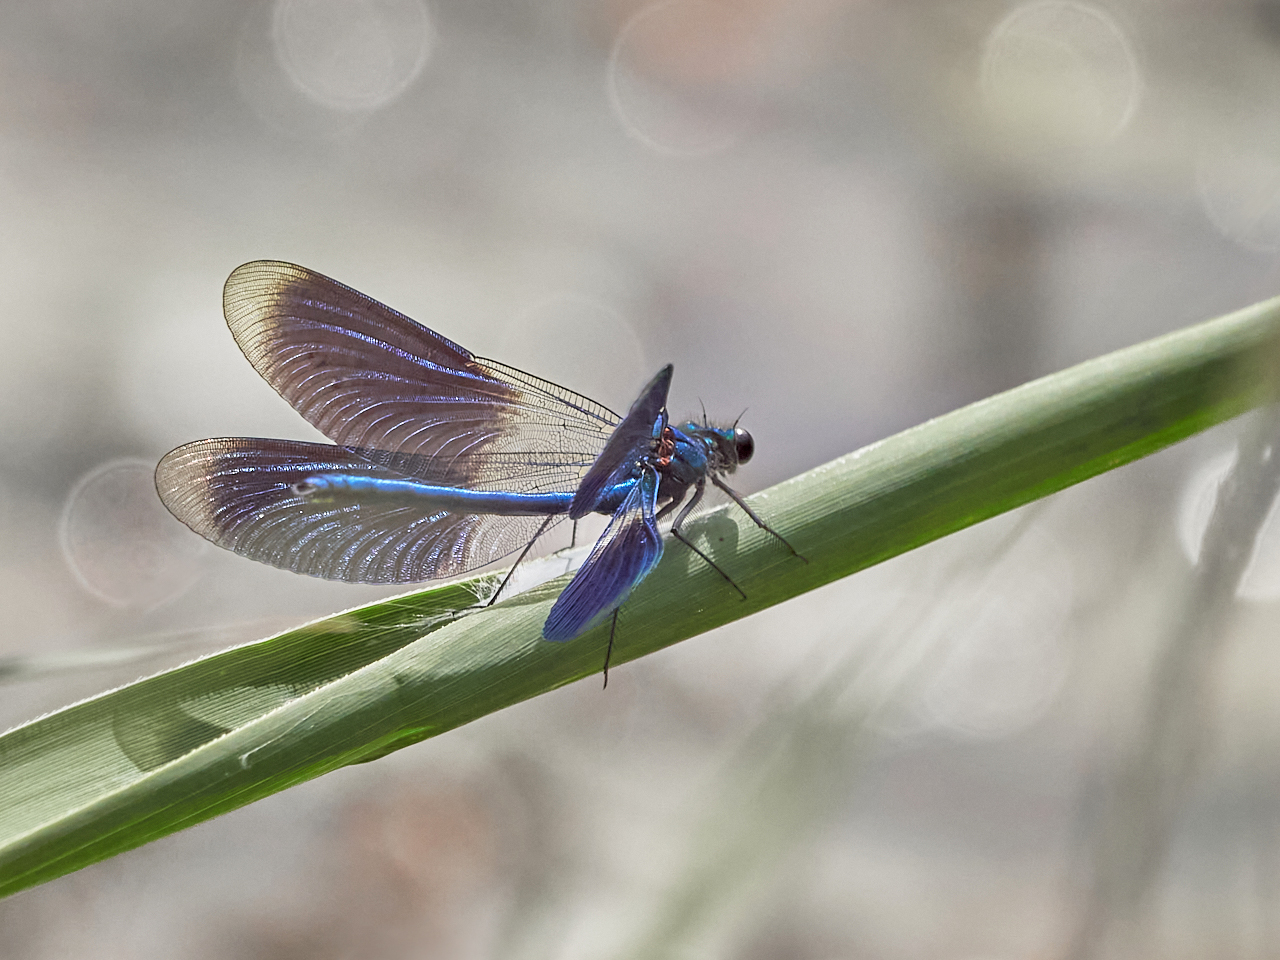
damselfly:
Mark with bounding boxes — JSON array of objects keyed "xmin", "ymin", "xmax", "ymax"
[{"xmin": 156, "ymin": 262, "xmax": 799, "ymax": 683}]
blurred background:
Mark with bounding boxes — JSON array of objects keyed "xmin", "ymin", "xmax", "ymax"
[{"xmin": 1, "ymin": 0, "xmax": 1280, "ymax": 956}]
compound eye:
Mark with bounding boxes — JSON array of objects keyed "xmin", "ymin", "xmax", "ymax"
[{"xmin": 733, "ymin": 427, "xmax": 754, "ymax": 464}]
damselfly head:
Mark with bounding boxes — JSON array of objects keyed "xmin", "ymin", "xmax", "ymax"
[{"xmin": 688, "ymin": 424, "xmax": 754, "ymax": 470}]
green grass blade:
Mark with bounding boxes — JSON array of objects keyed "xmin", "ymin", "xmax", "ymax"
[{"xmin": 3, "ymin": 295, "xmax": 1280, "ymax": 896}]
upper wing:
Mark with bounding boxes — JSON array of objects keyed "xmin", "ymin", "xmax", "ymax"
[
  {"xmin": 543, "ymin": 468, "xmax": 663, "ymax": 641},
  {"xmin": 156, "ymin": 438, "xmax": 553, "ymax": 583},
  {"xmin": 222, "ymin": 261, "xmax": 620, "ymax": 494}
]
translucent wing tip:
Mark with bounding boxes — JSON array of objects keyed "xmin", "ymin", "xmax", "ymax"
[
  {"xmin": 224, "ymin": 260, "xmax": 308, "ymax": 306},
  {"xmin": 155, "ymin": 439, "xmax": 232, "ymax": 541},
  {"xmin": 223, "ymin": 261, "xmax": 316, "ymax": 344}
]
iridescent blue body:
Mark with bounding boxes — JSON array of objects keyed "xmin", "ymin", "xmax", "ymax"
[{"xmin": 156, "ymin": 261, "xmax": 790, "ymax": 673}]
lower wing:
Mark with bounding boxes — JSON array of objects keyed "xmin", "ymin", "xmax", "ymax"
[
  {"xmin": 156, "ymin": 438, "xmax": 561, "ymax": 583},
  {"xmin": 543, "ymin": 467, "xmax": 663, "ymax": 641}
]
